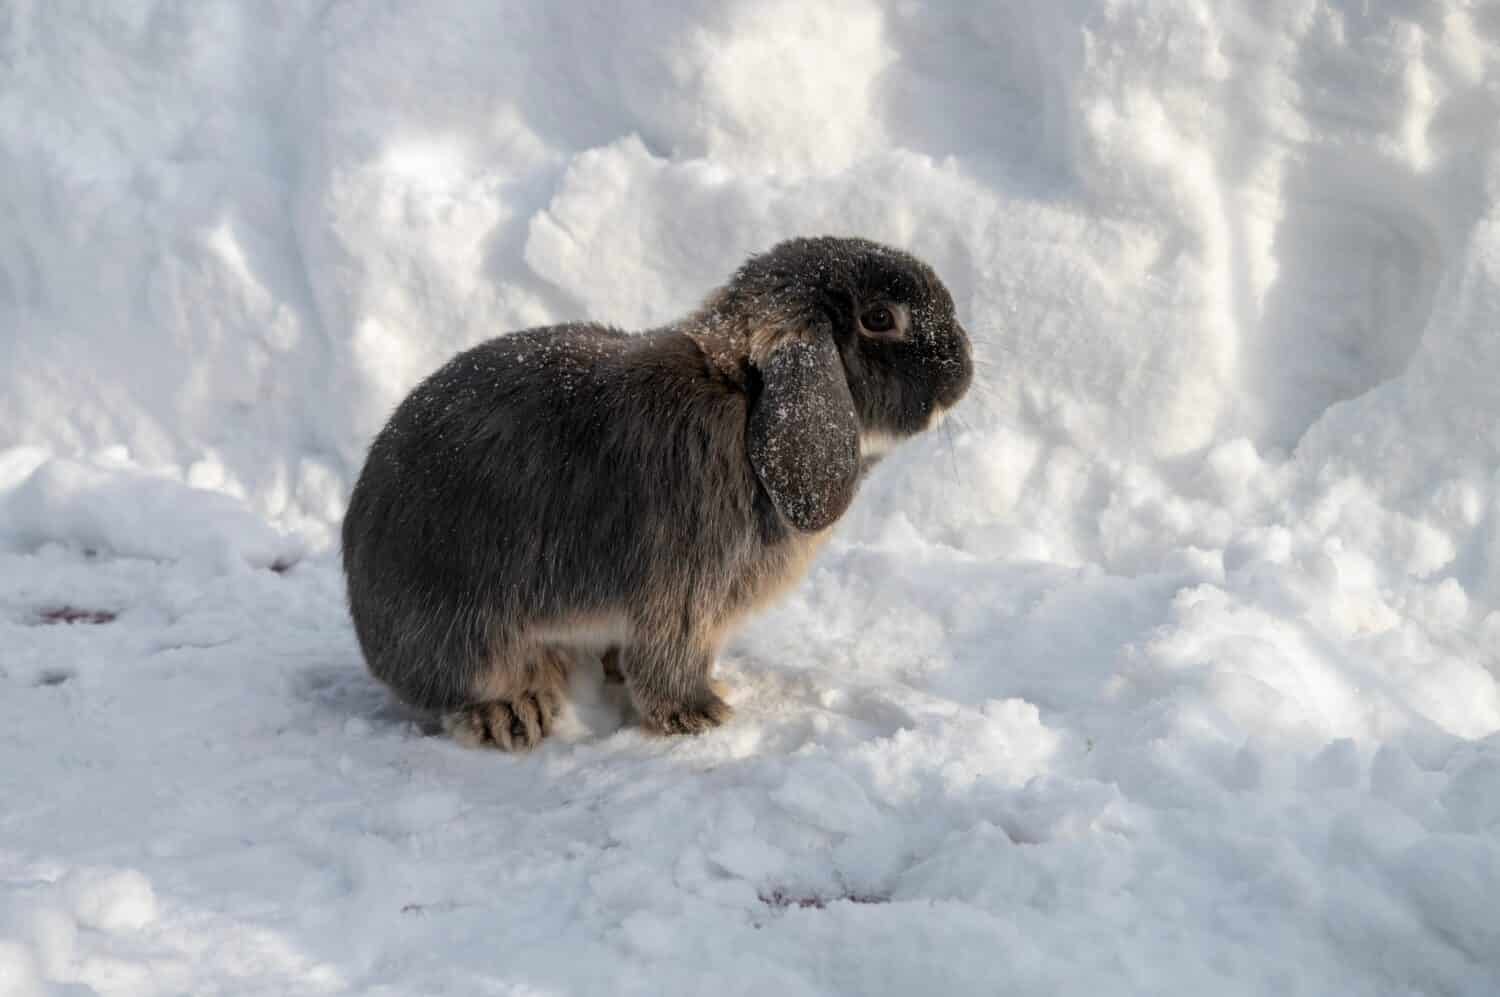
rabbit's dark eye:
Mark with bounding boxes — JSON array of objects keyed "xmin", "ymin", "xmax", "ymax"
[{"xmin": 861, "ymin": 307, "xmax": 896, "ymax": 334}]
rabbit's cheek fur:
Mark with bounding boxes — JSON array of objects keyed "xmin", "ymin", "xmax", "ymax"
[{"xmin": 860, "ymin": 429, "xmax": 903, "ymax": 458}]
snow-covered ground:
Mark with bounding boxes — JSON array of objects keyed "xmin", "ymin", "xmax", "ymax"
[{"xmin": 3, "ymin": 1, "xmax": 1500, "ymax": 993}]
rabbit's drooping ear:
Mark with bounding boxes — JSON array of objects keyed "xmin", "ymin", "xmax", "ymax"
[{"xmin": 747, "ymin": 334, "xmax": 860, "ymax": 532}]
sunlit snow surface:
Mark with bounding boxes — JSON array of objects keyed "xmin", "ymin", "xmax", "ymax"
[{"xmin": 3, "ymin": 2, "xmax": 1500, "ymax": 994}]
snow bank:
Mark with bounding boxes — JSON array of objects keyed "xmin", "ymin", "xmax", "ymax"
[
  {"xmin": 2, "ymin": 1, "xmax": 1499, "ymax": 994},
  {"xmin": 0, "ymin": 449, "xmax": 304, "ymax": 571}
]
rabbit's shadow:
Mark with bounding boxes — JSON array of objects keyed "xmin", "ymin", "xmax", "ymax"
[{"xmin": 294, "ymin": 661, "xmax": 443, "ymax": 736}]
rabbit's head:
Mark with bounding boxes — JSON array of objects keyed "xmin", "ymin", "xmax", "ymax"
[{"xmin": 704, "ymin": 237, "xmax": 973, "ymax": 532}]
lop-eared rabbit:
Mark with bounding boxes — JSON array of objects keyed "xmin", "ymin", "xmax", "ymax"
[{"xmin": 342, "ymin": 236, "xmax": 973, "ymax": 750}]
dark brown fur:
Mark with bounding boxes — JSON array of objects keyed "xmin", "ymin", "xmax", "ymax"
[{"xmin": 340, "ymin": 237, "xmax": 972, "ymax": 749}]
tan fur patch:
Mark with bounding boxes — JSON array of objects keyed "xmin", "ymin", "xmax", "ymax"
[
  {"xmin": 860, "ymin": 430, "xmax": 903, "ymax": 459},
  {"xmin": 527, "ymin": 612, "xmax": 634, "ymax": 653},
  {"xmin": 714, "ymin": 528, "xmax": 831, "ymax": 641},
  {"xmin": 469, "ymin": 645, "xmax": 571, "ymax": 702},
  {"xmin": 683, "ymin": 290, "xmax": 815, "ymax": 372}
]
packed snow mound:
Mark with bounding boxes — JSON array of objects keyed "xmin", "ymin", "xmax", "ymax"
[
  {"xmin": 3, "ymin": 1, "xmax": 1500, "ymax": 995},
  {"xmin": 7, "ymin": 0, "xmax": 1497, "ymax": 495},
  {"xmin": 0, "ymin": 448, "xmax": 305, "ymax": 571}
]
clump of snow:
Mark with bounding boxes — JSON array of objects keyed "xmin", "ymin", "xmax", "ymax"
[
  {"xmin": 0, "ymin": 452, "xmax": 304, "ymax": 572},
  {"xmin": 63, "ymin": 869, "xmax": 158, "ymax": 936},
  {"xmin": 0, "ymin": 942, "xmax": 44, "ymax": 997},
  {"xmin": 3, "ymin": 0, "xmax": 1500, "ymax": 994}
]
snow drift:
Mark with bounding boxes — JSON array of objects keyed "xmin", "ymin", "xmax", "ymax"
[{"xmin": 2, "ymin": 1, "xmax": 1499, "ymax": 994}]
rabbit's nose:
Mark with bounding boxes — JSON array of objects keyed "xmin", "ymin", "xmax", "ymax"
[{"xmin": 940, "ymin": 326, "xmax": 975, "ymax": 406}]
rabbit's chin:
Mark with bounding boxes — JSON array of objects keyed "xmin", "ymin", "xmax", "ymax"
[
  {"xmin": 861, "ymin": 405, "xmax": 951, "ymax": 459},
  {"xmin": 860, "ymin": 429, "xmax": 904, "ymax": 459}
]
